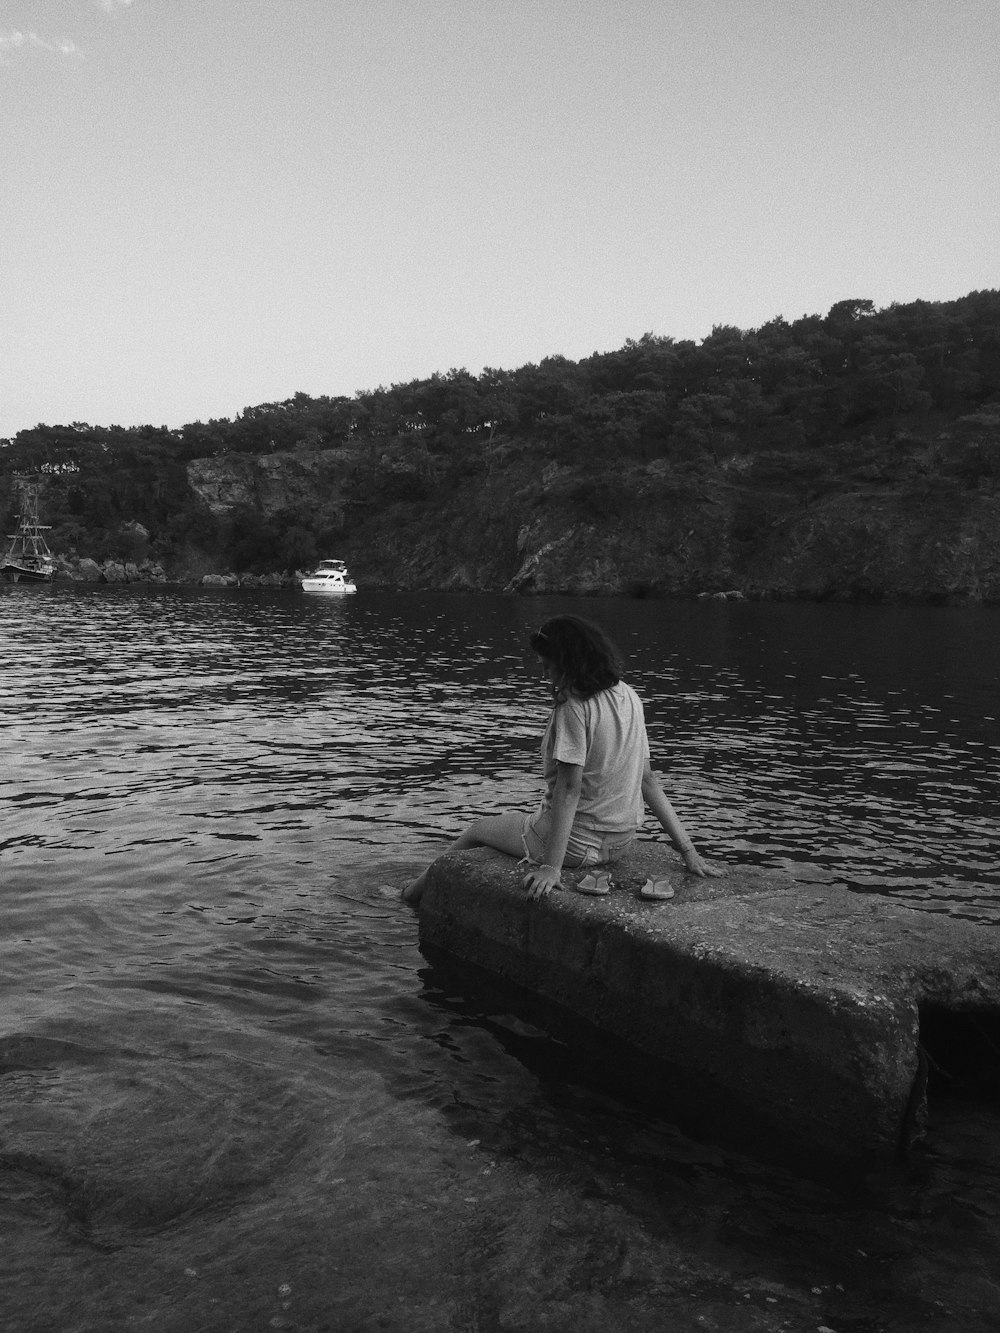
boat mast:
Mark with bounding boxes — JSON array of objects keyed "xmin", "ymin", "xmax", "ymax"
[{"xmin": 5, "ymin": 474, "xmax": 53, "ymax": 562}]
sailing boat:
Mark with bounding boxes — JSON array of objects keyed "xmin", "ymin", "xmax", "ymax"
[{"xmin": 2, "ymin": 475, "xmax": 56, "ymax": 583}]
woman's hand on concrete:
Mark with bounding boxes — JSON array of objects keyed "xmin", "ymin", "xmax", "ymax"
[
  {"xmin": 523, "ymin": 863, "xmax": 562, "ymax": 899},
  {"xmin": 683, "ymin": 850, "xmax": 724, "ymax": 877}
]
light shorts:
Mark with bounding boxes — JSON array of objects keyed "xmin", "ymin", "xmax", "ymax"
[{"xmin": 521, "ymin": 808, "xmax": 635, "ymax": 870}]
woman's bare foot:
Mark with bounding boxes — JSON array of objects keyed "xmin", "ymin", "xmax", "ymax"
[{"xmin": 401, "ymin": 870, "xmax": 428, "ymax": 905}]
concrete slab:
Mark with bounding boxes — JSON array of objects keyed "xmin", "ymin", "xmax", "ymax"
[{"xmin": 416, "ymin": 844, "xmax": 1000, "ymax": 1165}]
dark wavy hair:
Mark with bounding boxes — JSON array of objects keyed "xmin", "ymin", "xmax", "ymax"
[{"xmin": 529, "ymin": 615, "xmax": 622, "ymax": 701}]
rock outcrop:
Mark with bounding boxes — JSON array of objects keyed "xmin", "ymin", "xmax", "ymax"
[
  {"xmin": 416, "ymin": 844, "xmax": 1000, "ymax": 1166},
  {"xmin": 187, "ymin": 450, "xmax": 351, "ymax": 520},
  {"xmin": 56, "ymin": 556, "xmax": 169, "ymax": 584}
]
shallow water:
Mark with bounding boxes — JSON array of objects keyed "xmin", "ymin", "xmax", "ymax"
[{"xmin": 1, "ymin": 585, "xmax": 998, "ymax": 1332}]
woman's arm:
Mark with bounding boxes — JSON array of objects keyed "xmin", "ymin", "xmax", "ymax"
[
  {"xmin": 523, "ymin": 761, "xmax": 582, "ymax": 899},
  {"xmin": 641, "ymin": 760, "xmax": 720, "ymax": 877}
]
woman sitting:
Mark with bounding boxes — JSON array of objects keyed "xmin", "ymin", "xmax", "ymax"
[{"xmin": 403, "ymin": 614, "xmax": 718, "ymax": 904}]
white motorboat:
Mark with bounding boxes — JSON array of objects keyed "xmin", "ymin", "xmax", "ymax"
[{"xmin": 300, "ymin": 559, "xmax": 357, "ymax": 594}]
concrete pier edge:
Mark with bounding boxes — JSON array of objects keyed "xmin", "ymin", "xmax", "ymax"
[{"xmin": 415, "ymin": 844, "xmax": 1000, "ymax": 1165}]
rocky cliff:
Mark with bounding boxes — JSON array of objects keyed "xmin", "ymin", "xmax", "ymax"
[
  {"xmin": 187, "ymin": 449, "xmax": 353, "ymax": 524},
  {"xmin": 183, "ymin": 443, "xmax": 1000, "ymax": 603}
]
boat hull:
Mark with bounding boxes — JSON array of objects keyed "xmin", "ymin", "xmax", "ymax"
[
  {"xmin": 1, "ymin": 562, "xmax": 55, "ymax": 584},
  {"xmin": 300, "ymin": 579, "xmax": 357, "ymax": 594}
]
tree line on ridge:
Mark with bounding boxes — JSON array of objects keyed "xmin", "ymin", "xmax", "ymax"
[{"xmin": 1, "ymin": 289, "xmax": 998, "ymax": 579}]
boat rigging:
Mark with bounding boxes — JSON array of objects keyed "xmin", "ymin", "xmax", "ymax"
[{"xmin": 2, "ymin": 475, "xmax": 56, "ymax": 583}]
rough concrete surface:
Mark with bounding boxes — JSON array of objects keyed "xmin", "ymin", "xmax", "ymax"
[{"xmin": 417, "ymin": 845, "xmax": 1000, "ymax": 1165}]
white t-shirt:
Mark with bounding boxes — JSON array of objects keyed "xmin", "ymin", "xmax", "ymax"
[{"xmin": 539, "ymin": 680, "xmax": 650, "ymax": 834}]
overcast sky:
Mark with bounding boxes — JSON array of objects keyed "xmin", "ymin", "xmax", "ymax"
[{"xmin": 1, "ymin": 0, "xmax": 997, "ymax": 438}]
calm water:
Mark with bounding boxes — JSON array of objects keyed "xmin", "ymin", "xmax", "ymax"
[{"xmin": 1, "ymin": 585, "xmax": 998, "ymax": 1333}]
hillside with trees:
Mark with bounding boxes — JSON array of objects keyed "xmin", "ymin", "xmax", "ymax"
[{"xmin": 3, "ymin": 290, "xmax": 1000, "ymax": 600}]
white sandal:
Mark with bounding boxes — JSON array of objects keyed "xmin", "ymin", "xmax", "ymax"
[
  {"xmin": 639, "ymin": 876, "xmax": 675, "ymax": 902},
  {"xmin": 574, "ymin": 870, "xmax": 611, "ymax": 896}
]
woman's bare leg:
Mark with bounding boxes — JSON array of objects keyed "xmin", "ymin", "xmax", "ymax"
[{"xmin": 402, "ymin": 811, "xmax": 525, "ymax": 903}]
